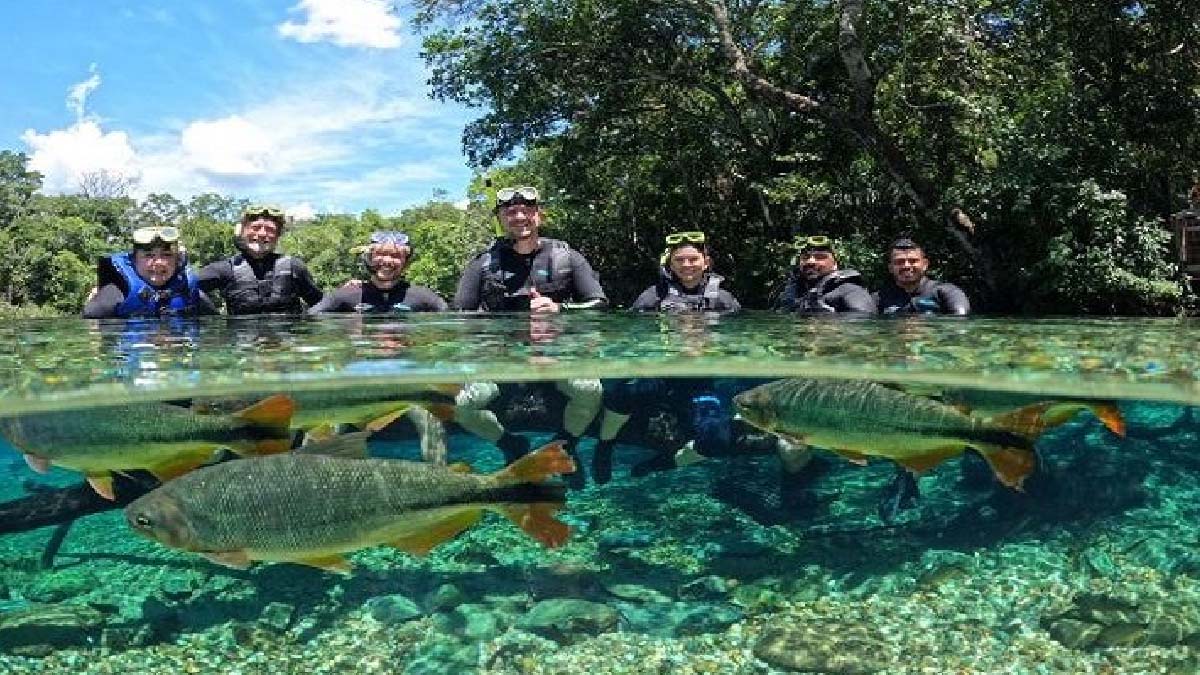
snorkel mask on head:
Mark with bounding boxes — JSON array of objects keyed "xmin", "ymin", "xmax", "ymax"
[
  {"xmin": 790, "ymin": 234, "xmax": 836, "ymax": 267},
  {"xmin": 659, "ymin": 231, "xmax": 707, "ymax": 267},
  {"xmin": 357, "ymin": 231, "xmax": 414, "ymax": 272},
  {"xmin": 131, "ymin": 226, "xmax": 188, "ymax": 265},
  {"xmin": 234, "ymin": 204, "xmax": 287, "ymax": 237}
]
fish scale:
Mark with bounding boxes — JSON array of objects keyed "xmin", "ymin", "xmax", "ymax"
[{"xmin": 161, "ymin": 455, "xmax": 502, "ymax": 552}]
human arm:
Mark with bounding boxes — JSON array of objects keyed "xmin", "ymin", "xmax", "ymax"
[
  {"xmin": 452, "ymin": 258, "xmax": 484, "ymax": 310},
  {"xmin": 291, "ymin": 260, "xmax": 324, "ymax": 308},
  {"xmin": 195, "ymin": 291, "xmax": 219, "ymax": 316},
  {"xmin": 628, "ymin": 286, "xmax": 662, "ymax": 311},
  {"xmin": 307, "ymin": 284, "xmax": 359, "ymax": 314},
  {"xmin": 565, "ymin": 251, "xmax": 608, "ymax": 307},
  {"xmin": 82, "ymin": 284, "xmax": 126, "ymax": 319},
  {"xmin": 937, "ymin": 284, "xmax": 972, "ymax": 315},
  {"xmin": 835, "ymin": 284, "xmax": 877, "ymax": 314},
  {"xmin": 196, "ymin": 260, "xmax": 231, "ymax": 295}
]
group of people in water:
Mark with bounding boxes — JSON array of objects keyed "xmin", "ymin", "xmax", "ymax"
[
  {"xmin": 83, "ymin": 184, "xmax": 971, "ymax": 319},
  {"xmin": 77, "ymin": 185, "xmax": 974, "ymax": 511}
]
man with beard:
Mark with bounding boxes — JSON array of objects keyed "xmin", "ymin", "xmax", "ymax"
[
  {"xmin": 198, "ymin": 204, "xmax": 323, "ymax": 315},
  {"xmin": 874, "ymin": 238, "xmax": 971, "ymax": 316},
  {"xmin": 773, "ymin": 235, "xmax": 876, "ymax": 314}
]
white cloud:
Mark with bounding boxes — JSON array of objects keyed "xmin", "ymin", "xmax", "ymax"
[
  {"xmin": 67, "ymin": 64, "xmax": 101, "ymax": 122},
  {"xmin": 22, "ymin": 122, "xmax": 140, "ymax": 193},
  {"xmin": 180, "ymin": 116, "xmax": 274, "ymax": 177},
  {"xmin": 286, "ymin": 203, "xmax": 318, "ymax": 221},
  {"xmin": 278, "ymin": 0, "xmax": 402, "ymax": 49}
]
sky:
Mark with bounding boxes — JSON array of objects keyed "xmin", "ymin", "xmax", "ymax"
[{"xmin": 0, "ymin": 0, "xmax": 480, "ymax": 218}]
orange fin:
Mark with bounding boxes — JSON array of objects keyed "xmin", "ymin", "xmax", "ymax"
[
  {"xmin": 1086, "ymin": 402, "xmax": 1126, "ymax": 437},
  {"xmin": 975, "ymin": 445, "xmax": 1037, "ymax": 491},
  {"xmin": 499, "ymin": 502, "xmax": 571, "ymax": 548},
  {"xmin": 448, "ymin": 462, "xmax": 472, "ymax": 474},
  {"xmin": 987, "ymin": 402, "xmax": 1056, "ymax": 436},
  {"xmin": 420, "ymin": 403, "xmax": 457, "ymax": 423},
  {"xmin": 202, "ymin": 550, "xmax": 252, "ymax": 569},
  {"xmin": 148, "ymin": 453, "xmax": 213, "ymax": 482},
  {"xmin": 389, "ymin": 510, "xmax": 482, "ymax": 557},
  {"xmin": 292, "ymin": 554, "xmax": 352, "ymax": 575},
  {"xmin": 830, "ymin": 448, "xmax": 870, "ymax": 466},
  {"xmin": 23, "ymin": 453, "xmax": 50, "ymax": 474},
  {"xmin": 894, "ymin": 446, "xmax": 964, "ymax": 474},
  {"xmin": 365, "ymin": 406, "xmax": 412, "ymax": 432},
  {"xmin": 493, "ymin": 441, "xmax": 575, "ymax": 485},
  {"xmin": 234, "ymin": 393, "xmax": 295, "ymax": 427},
  {"xmin": 87, "ymin": 474, "xmax": 116, "ymax": 500}
]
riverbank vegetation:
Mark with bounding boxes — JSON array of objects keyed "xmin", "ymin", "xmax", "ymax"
[{"xmin": 1, "ymin": 1, "xmax": 1196, "ymax": 315}]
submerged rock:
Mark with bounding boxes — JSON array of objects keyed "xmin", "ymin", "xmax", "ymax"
[
  {"xmin": 424, "ymin": 583, "xmax": 465, "ymax": 613},
  {"xmin": 23, "ymin": 569, "xmax": 97, "ymax": 603},
  {"xmin": 678, "ymin": 575, "xmax": 732, "ymax": 601},
  {"xmin": 365, "ymin": 594, "xmax": 422, "ymax": 625},
  {"xmin": 604, "ymin": 583, "xmax": 671, "ymax": 604},
  {"xmin": 753, "ymin": 621, "xmax": 891, "ymax": 674},
  {"xmin": 517, "ymin": 599, "xmax": 619, "ymax": 643},
  {"xmin": 0, "ymin": 604, "xmax": 104, "ymax": 656},
  {"xmin": 598, "ymin": 530, "xmax": 656, "ymax": 551},
  {"xmin": 258, "ymin": 601, "xmax": 295, "ymax": 632},
  {"xmin": 616, "ymin": 600, "xmax": 743, "ymax": 637}
]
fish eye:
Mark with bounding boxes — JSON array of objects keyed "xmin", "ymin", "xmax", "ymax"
[{"xmin": 134, "ymin": 514, "xmax": 153, "ymax": 528}]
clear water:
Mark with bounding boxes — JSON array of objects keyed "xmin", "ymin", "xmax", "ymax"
[{"xmin": 0, "ymin": 313, "xmax": 1197, "ymax": 673}]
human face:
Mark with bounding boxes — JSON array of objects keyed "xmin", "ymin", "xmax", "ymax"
[
  {"xmin": 668, "ymin": 245, "xmax": 709, "ymax": 288},
  {"xmin": 889, "ymin": 248, "xmax": 929, "ymax": 290},
  {"xmin": 134, "ymin": 246, "xmax": 178, "ymax": 287},
  {"xmin": 797, "ymin": 250, "xmax": 837, "ymax": 281},
  {"xmin": 369, "ymin": 244, "xmax": 411, "ymax": 285},
  {"xmin": 498, "ymin": 204, "xmax": 540, "ymax": 242},
  {"xmin": 241, "ymin": 218, "xmax": 281, "ymax": 257}
]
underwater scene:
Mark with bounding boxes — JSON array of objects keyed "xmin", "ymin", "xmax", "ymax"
[{"xmin": 0, "ymin": 313, "xmax": 1198, "ymax": 674}]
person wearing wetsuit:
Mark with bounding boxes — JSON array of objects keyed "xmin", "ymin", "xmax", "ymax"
[
  {"xmin": 309, "ymin": 231, "xmax": 447, "ymax": 313},
  {"xmin": 590, "ymin": 231, "xmax": 740, "ymax": 483},
  {"xmin": 773, "ymin": 235, "xmax": 876, "ymax": 314},
  {"xmin": 629, "ymin": 231, "xmax": 740, "ymax": 313},
  {"xmin": 197, "ymin": 204, "xmax": 323, "ymax": 315},
  {"xmin": 83, "ymin": 226, "xmax": 216, "ymax": 318},
  {"xmin": 451, "ymin": 186, "xmax": 608, "ymax": 487},
  {"xmin": 875, "ymin": 238, "xmax": 970, "ymax": 316}
]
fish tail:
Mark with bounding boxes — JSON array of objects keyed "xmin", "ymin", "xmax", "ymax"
[
  {"xmin": 493, "ymin": 441, "xmax": 575, "ymax": 485},
  {"xmin": 974, "ymin": 443, "xmax": 1037, "ymax": 491},
  {"xmin": 496, "ymin": 497, "xmax": 571, "ymax": 548},
  {"xmin": 988, "ymin": 400, "xmax": 1127, "ymax": 439},
  {"xmin": 1083, "ymin": 402, "xmax": 1126, "ymax": 437},
  {"xmin": 232, "ymin": 394, "xmax": 296, "ymax": 456}
]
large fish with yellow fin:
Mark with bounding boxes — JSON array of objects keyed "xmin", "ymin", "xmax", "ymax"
[
  {"xmin": 733, "ymin": 378, "xmax": 1126, "ymax": 490},
  {"xmin": 124, "ymin": 436, "xmax": 574, "ymax": 574},
  {"xmin": 0, "ymin": 395, "xmax": 295, "ymax": 500}
]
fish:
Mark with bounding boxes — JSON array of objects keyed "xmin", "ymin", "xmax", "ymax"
[
  {"xmin": 732, "ymin": 378, "xmax": 1127, "ymax": 490},
  {"xmin": 0, "ymin": 395, "xmax": 295, "ymax": 500},
  {"xmin": 124, "ymin": 437, "xmax": 575, "ymax": 574},
  {"xmin": 288, "ymin": 384, "xmax": 460, "ymax": 432},
  {"xmin": 891, "ymin": 385, "xmax": 1126, "ymax": 437}
]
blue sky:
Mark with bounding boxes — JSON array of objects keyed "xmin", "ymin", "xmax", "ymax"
[{"xmin": 0, "ymin": 0, "xmax": 480, "ymax": 218}]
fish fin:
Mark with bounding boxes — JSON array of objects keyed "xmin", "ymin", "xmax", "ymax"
[
  {"xmin": 499, "ymin": 502, "xmax": 571, "ymax": 548},
  {"xmin": 448, "ymin": 462, "xmax": 472, "ymax": 474},
  {"xmin": 389, "ymin": 510, "xmax": 483, "ymax": 557},
  {"xmin": 830, "ymin": 448, "xmax": 871, "ymax": 466},
  {"xmin": 493, "ymin": 441, "xmax": 575, "ymax": 485},
  {"xmin": 1085, "ymin": 402, "xmax": 1126, "ymax": 437},
  {"xmin": 364, "ymin": 406, "xmax": 413, "ymax": 432},
  {"xmin": 303, "ymin": 423, "xmax": 338, "ymax": 444},
  {"xmin": 23, "ymin": 453, "xmax": 50, "ymax": 474},
  {"xmin": 974, "ymin": 444, "xmax": 1037, "ymax": 491},
  {"xmin": 86, "ymin": 474, "xmax": 116, "ymax": 500},
  {"xmin": 986, "ymin": 402, "xmax": 1056, "ymax": 436},
  {"xmin": 432, "ymin": 383, "xmax": 464, "ymax": 397},
  {"xmin": 147, "ymin": 453, "xmax": 214, "ymax": 482},
  {"xmin": 202, "ymin": 550, "xmax": 252, "ymax": 569},
  {"xmin": 893, "ymin": 446, "xmax": 964, "ymax": 474},
  {"xmin": 292, "ymin": 554, "xmax": 353, "ymax": 575},
  {"xmin": 421, "ymin": 403, "xmax": 458, "ymax": 423},
  {"xmin": 233, "ymin": 393, "xmax": 295, "ymax": 428},
  {"xmin": 294, "ymin": 431, "xmax": 371, "ymax": 459}
]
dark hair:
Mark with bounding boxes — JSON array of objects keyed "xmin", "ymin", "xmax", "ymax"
[{"xmin": 891, "ymin": 237, "xmax": 921, "ymax": 250}]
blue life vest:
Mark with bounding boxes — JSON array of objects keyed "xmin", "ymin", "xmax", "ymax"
[{"xmin": 101, "ymin": 252, "xmax": 200, "ymax": 318}]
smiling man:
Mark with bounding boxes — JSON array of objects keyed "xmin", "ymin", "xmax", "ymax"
[
  {"xmin": 774, "ymin": 235, "xmax": 875, "ymax": 314},
  {"xmin": 452, "ymin": 186, "xmax": 607, "ymax": 313},
  {"xmin": 197, "ymin": 205, "xmax": 324, "ymax": 315},
  {"xmin": 875, "ymin": 238, "xmax": 971, "ymax": 316}
]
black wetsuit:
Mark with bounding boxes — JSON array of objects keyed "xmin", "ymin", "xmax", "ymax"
[
  {"xmin": 309, "ymin": 281, "xmax": 447, "ymax": 313},
  {"xmin": 875, "ymin": 278, "xmax": 971, "ymax": 315},
  {"xmin": 775, "ymin": 269, "xmax": 876, "ymax": 314},
  {"xmin": 453, "ymin": 238, "xmax": 608, "ymax": 311},
  {"xmin": 630, "ymin": 273, "xmax": 740, "ymax": 312},
  {"xmin": 198, "ymin": 253, "xmax": 323, "ymax": 315}
]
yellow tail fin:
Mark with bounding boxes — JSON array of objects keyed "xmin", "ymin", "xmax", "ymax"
[{"xmin": 975, "ymin": 444, "xmax": 1037, "ymax": 491}]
